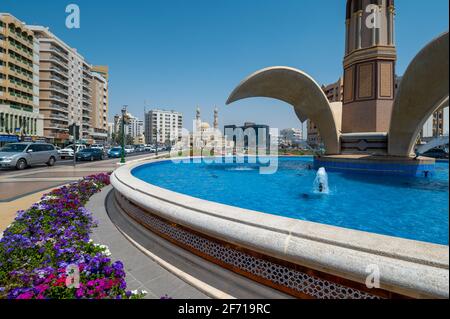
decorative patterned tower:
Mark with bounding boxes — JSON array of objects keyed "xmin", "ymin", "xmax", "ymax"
[{"xmin": 342, "ymin": 0, "xmax": 397, "ymax": 134}]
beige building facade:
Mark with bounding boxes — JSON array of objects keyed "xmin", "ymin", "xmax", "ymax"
[
  {"xmin": 89, "ymin": 72, "xmax": 108, "ymax": 143},
  {"xmin": 92, "ymin": 65, "xmax": 108, "ymax": 82},
  {"xmin": 0, "ymin": 13, "xmax": 43, "ymax": 140}
]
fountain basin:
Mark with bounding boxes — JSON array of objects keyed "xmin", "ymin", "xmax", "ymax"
[{"xmin": 110, "ymin": 157, "xmax": 449, "ymax": 299}]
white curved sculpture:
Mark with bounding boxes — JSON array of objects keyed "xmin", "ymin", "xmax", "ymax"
[
  {"xmin": 226, "ymin": 67, "xmax": 341, "ymax": 155},
  {"xmin": 389, "ymin": 32, "xmax": 449, "ymax": 157}
]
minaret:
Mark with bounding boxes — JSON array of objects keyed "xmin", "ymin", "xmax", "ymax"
[
  {"xmin": 196, "ymin": 106, "xmax": 201, "ymax": 132},
  {"xmin": 342, "ymin": 0, "xmax": 397, "ymax": 133},
  {"xmin": 213, "ymin": 107, "xmax": 219, "ymax": 130}
]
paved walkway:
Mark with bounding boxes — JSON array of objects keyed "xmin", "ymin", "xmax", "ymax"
[
  {"xmin": 86, "ymin": 186, "xmax": 209, "ymax": 299},
  {"xmin": 0, "ymin": 186, "xmax": 59, "ymax": 236}
]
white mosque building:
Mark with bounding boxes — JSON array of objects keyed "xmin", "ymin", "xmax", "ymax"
[{"xmin": 192, "ymin": 107, "xmax": 232, "ymax": 154}]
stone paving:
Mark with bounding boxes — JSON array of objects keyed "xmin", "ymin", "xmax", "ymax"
[{"xmin": 87, "ymin": 186, "xmax": 209, "ymax": 299}]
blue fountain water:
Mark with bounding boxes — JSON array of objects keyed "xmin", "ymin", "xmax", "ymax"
[{"xmin": 132, "ymin": 157, "xmax": 449, "ymax": 245}]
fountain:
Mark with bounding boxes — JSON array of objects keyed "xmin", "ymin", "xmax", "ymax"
[{"xmin": 313, "ymin": 167, "xmax": 329, "ymax": 194}]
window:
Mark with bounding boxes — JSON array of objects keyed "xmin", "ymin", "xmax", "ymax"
[{"xmin": 28, "ymin": 144, "xmax": 41, "ymax": 152}]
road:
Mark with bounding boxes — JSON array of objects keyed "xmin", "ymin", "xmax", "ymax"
[
  {"xmin": 0, "ymin": 151, "xmax": 168, "ymax": 176},
  {"xmin": 0, "ymin": 151, "xmax": 169, "ymax": 202}
]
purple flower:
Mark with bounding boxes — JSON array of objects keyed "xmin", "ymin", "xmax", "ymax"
[{"xmin": 0, "ymin": 173, "xmax": 135, "ymax": 300}]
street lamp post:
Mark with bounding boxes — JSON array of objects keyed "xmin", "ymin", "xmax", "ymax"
[{"xmin": 120, "ymin": 106, "xmax": 127, "ymax": 164}]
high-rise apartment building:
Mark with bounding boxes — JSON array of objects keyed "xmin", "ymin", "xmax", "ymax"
[
  {"xmin": 29, "ymin": 26, "xmax": 90, "ymax": 144},
  {"xmin": 89, "ymin": 72, "xmax": 108, "ymax": 143},
  {"xmin": 145, "ymin": 109, "xmax": 183, "ymax": 145},
  {"xmin": 0, "ymin": 13, "xmax": 43, "ymax": 140},
  {"xmin": 28, "ymin": 25, "xmax": 105, "ymax": 145},
  {"xmin": 281, "ymin": 128, "xmax": 304, "ymax": 146},
  {"xmin": 125, "ymin": 114, "xmax": 144, "ymax": 138},
  {"xmin": 322, "ymin": 77, "xmax": 343, "ymax": 103}
]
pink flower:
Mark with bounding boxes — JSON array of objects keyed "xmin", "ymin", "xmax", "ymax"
[
  {"xmin": 35, "ymin": 284, "xmax": 49, "ymax": 294},
  {"xmin": 17, "ymin": 291, "xmax": 34, "ymax": 299},
  {"xmin": 75, "ymin": 288, "xmax": 84, "ymax": 298}
]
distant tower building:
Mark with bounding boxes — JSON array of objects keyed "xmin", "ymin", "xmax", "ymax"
[
  {"xmin": 342, "ymin": 0, "xmax": 397, "ymax": 133},
  {"xmin": 145, "ymin": 109, "xmax": 183, "ymax": 145},
  {"xmin": 214, "ymin": 107, "xmax": 219, "ymax": 130}
]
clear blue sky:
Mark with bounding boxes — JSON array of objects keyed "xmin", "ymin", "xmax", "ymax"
[{"xmin": 2, "ymin": 0, "xmax": 449, "ymax": 130}]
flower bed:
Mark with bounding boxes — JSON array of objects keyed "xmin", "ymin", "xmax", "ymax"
[{"xmin": 0, "ymin": 173, "xmax": 144, "ymax": 299}]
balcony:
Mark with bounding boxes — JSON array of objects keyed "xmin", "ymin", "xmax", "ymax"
[
  {"xmin": 43, "ymin": 104, "xmax": 69, "ymax": 113},
  {"xmin": 82, "ymin": 92, "xmax": 92, "ymax": 100},
  {"xmin": 8, "ymin": 40, "xmax": 33, "ymax": 59},
  {"xmin": 48, "ymin": 46, "xmax": 69, "ymax": 60},
  {"xmin": 49, "ymin": 66, "xmax": 69, "ymax": 77},
  {"xmin": 8, "ymin": 81, "xmax": 33, "ymax": 94},
  {"xmin": 48, "ymin": 76, "xmax": 68, "ymax": 86},
  {"xmin": 41, "ymin": 55, "xmax": 67, "ymax": 69},
  {"xmin": 44, "ymin": 123, "xmax": 69, "ymax": 131},
  {"xmin": 47, "ymin": 113, "xmax": 69, "ymax": 121},
  {"xmin": 9, "ymin": 69, "xmax": 33, "ymax": 82},
  {"xmin": 41, "ymin": 95, "xmax": 69, "ymax": 105},
  {"xmin": 8, "ymin": 92, "xmax": 33, "ymax": 105},
  {"xmin": 9, "ymin": 54, "xmax": 33, "ymax": 70},
  {"xmin": 49, "ymin": 85, "xmax": 69, "ymax": 96},
  {"xmin": 8, "ymin": 27, "xmax": 33, "ymax": 47}
]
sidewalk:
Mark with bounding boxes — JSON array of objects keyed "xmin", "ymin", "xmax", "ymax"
[
  {"xmin": 86, "ymin": 186, "xmax": 210, "ymax": 299},
  {"xmin": 0, "ymin": 186, "xmax": 59, "ymax": 236}
]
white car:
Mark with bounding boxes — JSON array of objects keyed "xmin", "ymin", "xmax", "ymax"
[
  {"xmin": 91, "ymin": 144, "xmax": 105, "ymax": 151},
  {"xmin": 124, "ymin": 146, "xmax": 135, "ymax": 154},
  {"xmin": 59, "ymin": 144, "xmax": 86, "ymax": 159}
]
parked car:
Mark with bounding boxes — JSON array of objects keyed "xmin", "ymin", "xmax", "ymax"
[
  {"xmin": 144, "ymin": 145, "xmax": 155, "ymax": 153},
  {"xmin": 0, "ymin": 142, "xmax": 58, "ymax": 170},
  {"xmin": 108, "ymin": 147, "xmax": 125, "ymax": 158},
  {"xmin": 135, "ymin": 144, "xmax": 146, "ymax": 152},
  {"xmin": 422, "ymin": 148, "xmax": 449, "ymax": 159},
  {"xmin": 124, "ymin": 145, "xmax": 135, "ymax": 154},
  {"xmin": 76, "ymin": 148, "xmax": 105, "ymax": 161},
  {"xmin": 91, "ymin": 144, "xmax": 105, "ymax": 151},
  {"xmin": 59, "ymin": 144, "xmax": 86, "ymax": 159}
]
